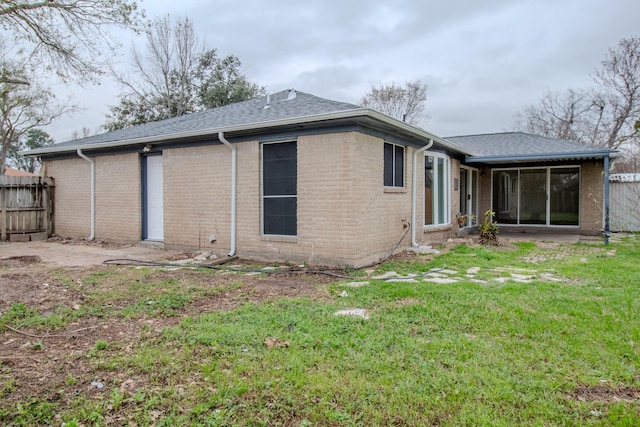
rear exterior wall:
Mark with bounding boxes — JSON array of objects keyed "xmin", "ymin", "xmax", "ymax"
[
  {"xmin": 44, "ymin": 153, "xmax": 141, "ymax": 242},
  {"xmin": 162, "ymin": 131, "xmax": 419, "ymax": 266}
]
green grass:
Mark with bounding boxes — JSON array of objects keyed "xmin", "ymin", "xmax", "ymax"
[{"xmin": 1, "ymin": 236, "xmax": 639, "ymax": 425}]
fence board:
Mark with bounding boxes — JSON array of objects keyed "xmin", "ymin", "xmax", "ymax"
[
  {"xmin": 0, "ymin": 176, "xmax": 54, "ymax": 240},
  {"xmin": 609, "ymin": 181, "xmax": 640, "ymax": 232}
]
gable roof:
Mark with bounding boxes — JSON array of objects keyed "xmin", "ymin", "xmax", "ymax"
[
  {"xmin": 25, "ymin": 89, "xmax": 465, "ymax": 157},
  {"xmin": 445, "ymin": 132, "xmax": 614, "ymax": 163}
]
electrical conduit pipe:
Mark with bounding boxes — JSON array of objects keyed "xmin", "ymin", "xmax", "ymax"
[
  {"xmin": 411, "ymin": 139, "xmax": 433, "ymax": 247},
  {"xmin": 218, "ymin": 132, "xmax": 237, "ymax": 256},
  {"xmin": 76, "ymin": 149, "xmax": 95, "ymax": 241}
]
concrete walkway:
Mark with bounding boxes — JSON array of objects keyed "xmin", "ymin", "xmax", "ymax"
[{"xmin": 0, "ymin": 240, "xmax": 181, "ymax": 268}]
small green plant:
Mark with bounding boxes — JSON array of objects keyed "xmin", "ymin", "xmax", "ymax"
[
  {"xmin": 478, "ymin": 209, "xmax": 499, "ymax": 245},
  {"xmin": 94, "ymin": 340, "xmax": 109, "ymax": 351},
  {"xmin": 65, "ymin": 374, "xmax": 78, "ymax": 386}
]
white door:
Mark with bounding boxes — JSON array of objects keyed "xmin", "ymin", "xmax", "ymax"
[{"xmin": 145, "ymin": 155, "xmax": 164, "ymax": 241}]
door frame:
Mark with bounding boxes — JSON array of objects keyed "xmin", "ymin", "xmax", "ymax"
[
  {"xmin": 459, "ymin": 165, "xmax": 479, "ymax": 227},
  {"xmin": 141, "ymin": 154, "xmax": 164, "ymax": 241}
]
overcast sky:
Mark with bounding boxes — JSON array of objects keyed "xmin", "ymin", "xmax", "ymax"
[{"xmin": 44, "ymin": 0, "xmax": 640, "ymax": 143}]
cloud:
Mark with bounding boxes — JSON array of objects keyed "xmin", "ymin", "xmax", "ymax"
[{"xmin": 43, "ymin": 0, "xmax": 640, "ymax": 142}]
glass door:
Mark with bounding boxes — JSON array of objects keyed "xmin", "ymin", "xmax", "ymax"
[{"xmin": 459, "ymin": 166, "xmax": 478, "ymax": 227}]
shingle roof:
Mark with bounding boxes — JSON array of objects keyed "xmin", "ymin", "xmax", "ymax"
[
  {"xmin": 54, "ymin": 89, "xmax": 361, "ymax": 148},
  {"xmin": 4, "ymin": 167, "xmax": 37, "ymax": 177},
  {"xmin": 445, "ymin": 132, "xmax": 612, "ymax": 162}
]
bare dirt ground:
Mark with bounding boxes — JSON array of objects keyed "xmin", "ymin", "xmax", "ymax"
[{"xmin": 0, "ymin": 240, "xmax": 339, "ymax": 407}]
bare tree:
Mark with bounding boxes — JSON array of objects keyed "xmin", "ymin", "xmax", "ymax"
[
  {"xmin": 105, "ymin": 15, "xmax": 264, "ymax": 131},
  {"xmin": 69, "ymin": 126, "xmax": 94, "ymax": 141},
  {"xmin": 0, "ymin": 59, "xmax": 73, "ymax": 175},
  {"xmin": 360, "ymin": 80, "xmax": 428, "ymax": 125},
  {"xmin": 514, "ymin": 37, "xmax": 640, "ymax": 152},
  {"xmin": 592, "ymin": 37, "xmax": 640, "ymax": 149},
  {"xmin": 513, "ymin": 89, "xmax": 601, "ymax": 144},
  {"xmin": 0, "ymin": 0, "xmax": 143, "ymax": 82}
]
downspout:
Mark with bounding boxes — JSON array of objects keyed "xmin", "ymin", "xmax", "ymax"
[
  {"xmin": 603, "ymin": 154, "xmax": 610, "ymax": 245},
  {"xmin": 217, "ymin": 132, "xmax": 237, "ymax": 256},
  {"xmin": 411, "ymin": 139, "xmax": 434, "ymax": 247},
  {"xmin": 76, "ymin": 149, "xmax": 95, "ymax": 241}
]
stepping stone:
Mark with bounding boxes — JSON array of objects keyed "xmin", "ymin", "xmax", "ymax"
[
  {"xmin": 469, "ymin": 279, "xmax": 488, "ymax": 284},
  {"xmin": 387, "ymin": 278, "xmax": 418, "ymax": 283},
  {"xmin": 425, "ymin": 272, "xmax": 447, "ymax": 278},
  {"xmin": 343, "ymin": 281, "xmax": 370, "ymax": 288},
  {"xmin": 439, "ymin": 269, "xmax": 458, "ymax": 275},
  {"xmin": 510, "ymin": 273, "xmax": 535, "ymax": 280},
  {"xmin": 423, "ymin": 277, "xmax": 458, "ymax": 284},
  {"xmin": 372, "ymin": 271, "xmax": 401, "ymax": 280},
  {"xmin": 467, "ymin": 267, "xmax": 481, "ymax": 274},
  {"xmin": 334, "ymin": 309, "xmax": 369, "ymax": 320}
]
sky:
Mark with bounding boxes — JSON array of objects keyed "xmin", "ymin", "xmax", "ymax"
[{"xmin": 44, "ymin": 0, "xmax": 640, "ymax": 143}]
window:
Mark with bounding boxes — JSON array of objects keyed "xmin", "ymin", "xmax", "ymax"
[
  {"xmin": 262, "ymin": 142, "xmax": 297, "ymax": 236},
  {"xmin": 424, "ymin": 152, "xmax": 450, "ymax": 226},
  {"xmin": 384, "ymin": 142, "xmax": 404, "ymax": 187},
  {"xmin": 492, "ymin": 166, "xmax": 580, "ymax": 226}
]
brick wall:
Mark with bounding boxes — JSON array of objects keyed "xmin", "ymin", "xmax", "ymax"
[
  {"xmin": 163, "ymin": 144, "xmax": 233, "ymax": 249},
  {"xmin": 43, "ymin": 153, "xmax": 141, "ymax": 241},
  {"xmin": 95, "ymin": 154, "xmax": 141, "ymax": 241},
  {"xmin": 44, "ymin": 158, "xmax": 91, "ymax": 238},
  {"xmin": 160, "ymin": 132, "xmax": 434, "ymax": 266},
  {"xmin": 580, "ymin": 161, "xmax": 604, "ymax": 235}
]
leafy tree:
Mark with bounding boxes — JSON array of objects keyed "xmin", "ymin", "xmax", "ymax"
[
  {"xmin": 104, "ymin": 15, "xmax": 264, "ymax": 131},
  {"xmin": 8, "ymin": 129, "xmax": 54, "ymax": 173},
  {"xmin": 360, "ymin": 80, "xmax": 428, "ymax": 125},
  {"xmin": 198, "ymin": 52, "xmax": 265, "ymax": 109},
  {"xmin": 0, "ymin": 0, "xmax": 143, "ymax": 83},
  {"xmin": 515, "ymin": 37, "xmax": 640, "ymax": 152}
]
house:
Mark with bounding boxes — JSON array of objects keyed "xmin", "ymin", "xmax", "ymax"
[
  {"xmin": 4, "ymin": 167, "xmax": 37, "ymax": 177},
  {"xmin": 24, "ymin": 90, "xmax": 615, "ymax": 266}
]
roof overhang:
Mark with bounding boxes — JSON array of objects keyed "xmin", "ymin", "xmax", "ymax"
[
  {"xmin": 22, "ymin": 108, "xmax": 473, "ymax": 157},
  {"xmin": 464, "ymin": 150, "xmax": 615, "ymax": 164}
]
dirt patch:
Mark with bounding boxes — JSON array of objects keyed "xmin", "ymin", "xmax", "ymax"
[
  {"xmin": 571, "ymin": 384, "xmax": 640, "ymax": 403},
  {"xmin": 0, "ymin": 258, "xmax": 339, "ymax": 407},
  {"xmin": 0, "ymin": 270, "xmax": 85, "ymax": 314},
  {"xmin": 0, "ymin": 255, "xmax": 41, "ymax": 268}
]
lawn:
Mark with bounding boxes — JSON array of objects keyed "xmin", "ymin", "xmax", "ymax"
[{"xmin": 1, "ymin": 236, "xmax": 639, "ymax": 426}]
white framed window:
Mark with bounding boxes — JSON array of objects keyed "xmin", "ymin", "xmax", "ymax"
[
  {"xmin": 384, "ymin": 142, "xmax": 405, "ymax": 188},
  {"xmin": 262, "ymin": 141, "xmax": 297, "ymax": 236},
  {"xmin": 424, "ymin": 152, "xmax": 450, "ymax": 226}
]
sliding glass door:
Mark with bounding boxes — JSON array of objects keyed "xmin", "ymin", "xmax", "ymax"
[{"xmin": 492, "ymin": 166, "xmax": 580, "ymax": 227}]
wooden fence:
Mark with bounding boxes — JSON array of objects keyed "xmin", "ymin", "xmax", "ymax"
[{"xmin": 0, "ymin": 175, "xmax": 54, "ymax": 241}]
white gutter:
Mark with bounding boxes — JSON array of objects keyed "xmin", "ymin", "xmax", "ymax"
[
  {"xmin": 411, "ymin": 139, "xmax": 434, "ymax": 247},
  {"xmin": 76, "ymin": 149, "xmax": 95, "ymax": 241},
  {"xmin": 217, "ymin": 132, "xmax": 237, "ymax": 257},
  {"xmin": 23, "ymin": 109, "xmax": 470, "ymax": 157}
]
